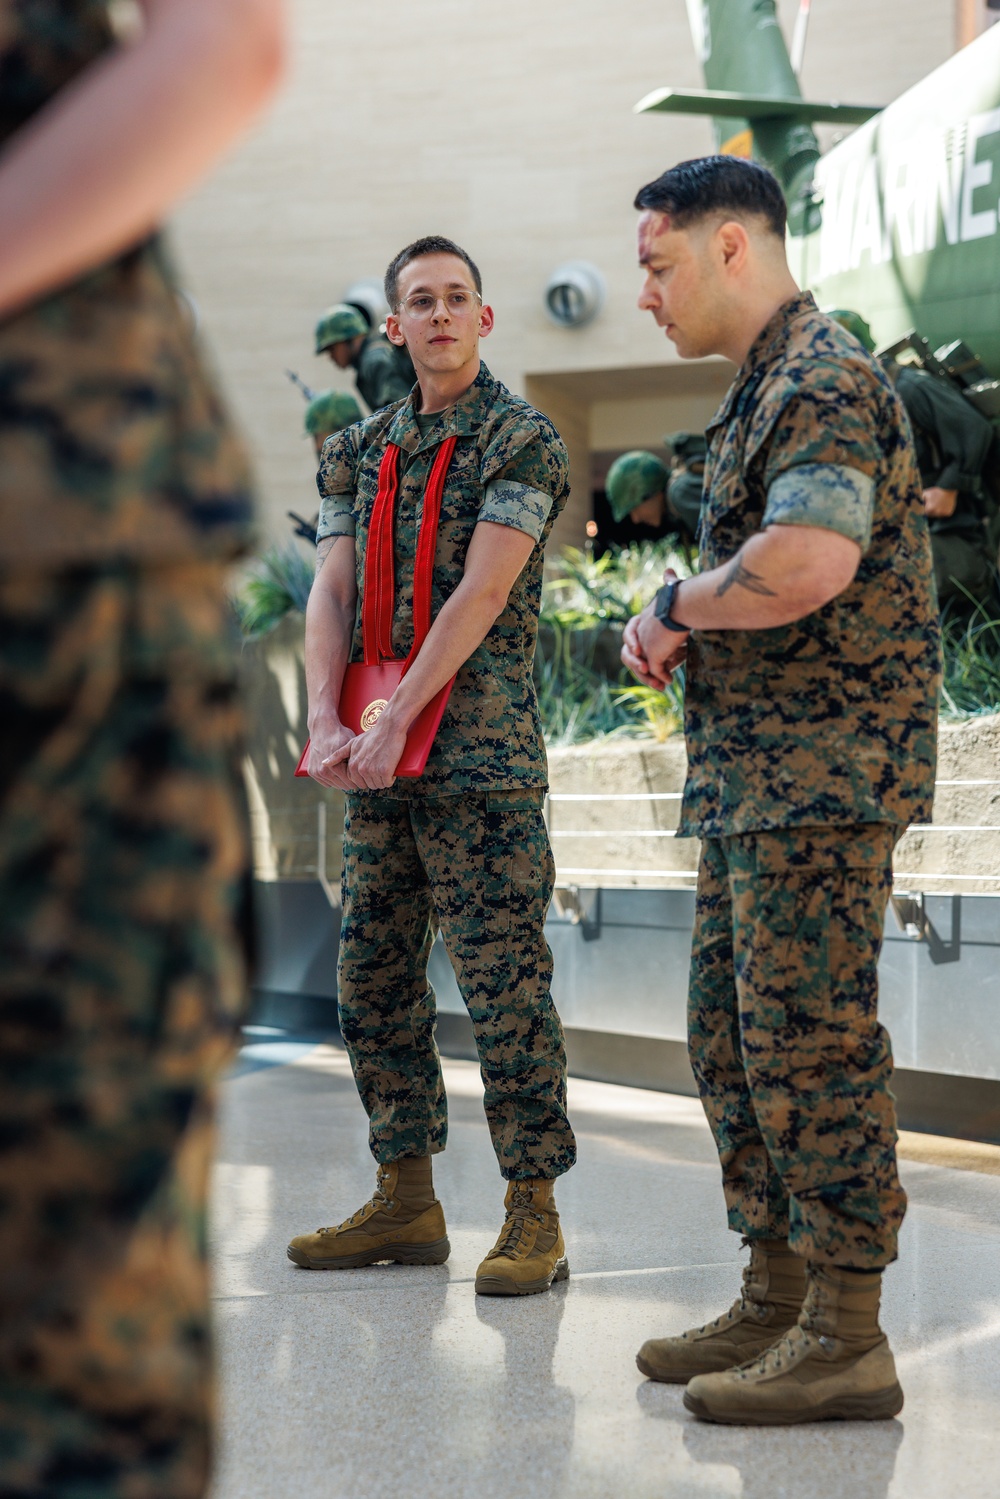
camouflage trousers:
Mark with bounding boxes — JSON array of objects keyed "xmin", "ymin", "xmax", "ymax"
[
  {"xmin": 0, "ymin": 561, "xmax": 250, "ymax": 1498},
  {"xmin": 688, "ymin": 825, "xmax": 906, "ymax": 1269},
  {"xmin": 338, "ymin": 788, "xmax": 576, "ymax": 1180}
]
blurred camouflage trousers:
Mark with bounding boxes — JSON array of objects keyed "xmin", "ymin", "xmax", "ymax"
[
  {"xmin": 0, "ymin": 561, "xmax": 250, "ymax": 1498},
  {"xmin": 339, "ymin": 789, "xmax": 576, "ymax": 1180},
  {"xmin": 688, "ymin": 825, "xmax": 906, "ymax": 1269}
]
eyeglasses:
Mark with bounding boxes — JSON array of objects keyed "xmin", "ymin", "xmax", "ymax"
[{"xmin": 399, "ymin": 290, "xmax": 482, "ymax": 318}]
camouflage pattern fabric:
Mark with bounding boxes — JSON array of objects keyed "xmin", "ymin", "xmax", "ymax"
[
  {"xmin": 0, "ymin": 0, "xmax": 111, "ymax": 146},
  {"xmin": 0, "ymin": 560, "xmax": 251, "ymax": 1497},
  {"xmin": 316, "ymin": 362, "xmax": 569, "ymax": 796},
  {"xmin": 679, "ymin": 291, "xmax": 941, "ymax": 841},
  {"xmin": 0, "ymin": 4, "xmax": 256, "ymax": 571},
  {"xmin": 352, "ymin": 333, "xmax": 415, "ymax": 413},
  {"xmin": 338, "ymin": 789, "xmax": 576, "ymax": 1181},
  {"xmin": 688, "ymin": 826, "xmax": 906, "ymax": 1269}
]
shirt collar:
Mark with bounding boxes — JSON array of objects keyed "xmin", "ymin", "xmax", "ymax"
[
  {"xmin": 709, "ymin": 290, "xmax": 819, "ymax": 432},
  {"xmin": 385, "ymin": 362, "xmax": 497, "ymax": 454}
]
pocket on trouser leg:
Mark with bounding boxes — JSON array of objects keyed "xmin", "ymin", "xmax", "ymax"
[
  {"xmin": 732, "ymin": 834, "xmax": 905, "ymax": 1261},
  {"xmin": 482, "ymin": 790, "xmax": 551, "ymax": 941}
]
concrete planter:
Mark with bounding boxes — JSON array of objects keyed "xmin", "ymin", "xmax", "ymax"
[
  {"xmin": 238, "ymin": 614, "xmax": 343, "ymax": 891},
  {"xmin": 547, "ymin": 716, "xmax": 1000, "ymax": 894},
  {"xmin": 237, "ymin": 612, "xmax": 1000, "ymax": 901}
]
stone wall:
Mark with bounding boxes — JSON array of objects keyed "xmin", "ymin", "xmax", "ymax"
[{"xmin": 548, "ymin": 715, "xmax": 1000, "ymax": 894}]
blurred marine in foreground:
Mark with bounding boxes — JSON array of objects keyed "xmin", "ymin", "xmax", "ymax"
[{"xmin": 0, "ymin": 2, "xmax": 285, "ymax": 1495}]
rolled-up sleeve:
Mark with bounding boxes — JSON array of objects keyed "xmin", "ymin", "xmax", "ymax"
[
  {"xmin": 315, "ymin": 427, "xmax": 360, "ymax": 541},
  {"xmin": 479, "ymin": 478, "xmax": 554, "ymax": 542},
  {"xmin": 752, "ymin": 370, "xmax": 882, "ymax": 554},
  {"xmin": 478, "ymin": 421, "xmax": 568, "ymax": 542},
  {"xmin": 316, "ymin": 493, "xmax": 356, "ymax": 541},
  {"xmin": 764, "ymin": 462, "xmax": 875, "ymax": 550}
]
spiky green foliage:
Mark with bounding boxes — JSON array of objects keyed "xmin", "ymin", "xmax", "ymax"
[
  {"xmin": 940, "ymin": 607, "xmax": 1000, "ymax": 718},
  {"xmin": 236, "ymin": 546, "xmax": 314, "ymax": 638},
  {"xmin": 535, "ymin": 543, "xmax": 693, "ymax": 746},
  {"xmin": 542, "ymin": 541, "xmax": 692, "ymax": 630}
]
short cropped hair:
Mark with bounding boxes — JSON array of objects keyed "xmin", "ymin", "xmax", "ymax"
[
  {"xmin": 634, "ymin": 156, "xmax": 787, "ymax": 239},
  {"xmin": 384, "ymin": 235, "xmax": 483, "ymax": 311}
]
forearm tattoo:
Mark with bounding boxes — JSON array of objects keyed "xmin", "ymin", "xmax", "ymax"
[
  {"xmin": 314, "ymin": 538, "xmax": 335, "ymax": 574},
  {"xmin": 716, "ymin": 554, "xmax": 777, "ymax": 598}
]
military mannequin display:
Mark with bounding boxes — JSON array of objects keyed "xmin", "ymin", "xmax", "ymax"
[
  {"xmin": 624, "ymin": 158, "xmax": 939, "ymax": 1425},
  {"xmin": 893, "ymin": 367, "xmax": 997, "ymax": 608},
  {"xmin": 289, "ymin": 235, "xmax": 577, "ymax": 1296},
  {"xmin": 315, "ymin": 301, "xmax": 416, "ymax": 413},
  {"xmin": 0, "ymin": 1, "xmax": 283, "ymax": 1494},
  {"xmin": 665, "ymin": 429, "xmax": 707, "ymax": 540},
  {"xmin": 604, "ymin": 442, "xmax": 705, "ymax": 555},
  {"xmin": 605, "ymin": 449, "xmax": 671, "ymax": 533},
  {"xmin": 828, "ymin": 311, "xmax": 998, "ymax": 610}
]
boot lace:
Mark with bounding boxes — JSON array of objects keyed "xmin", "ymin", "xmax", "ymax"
[
  {"xmin": 733, "ymin": 1324, "xmax": 812, "ymax": 1380},
  {"xmin": 701, "ymin": 1239, "xmax": 770, "ymax": 1329},
  {"xmin": 489, "ymin": 1186, "xmax": 543, "ymax": 1261},
  {"xmin": 318, "ymin": 1165, "xmax": 393, "ymax": 1236}
]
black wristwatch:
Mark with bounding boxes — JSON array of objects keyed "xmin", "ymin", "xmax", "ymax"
[{"xmin": 653, "ymin": 579, "xmax": 690, "ymax": 633}]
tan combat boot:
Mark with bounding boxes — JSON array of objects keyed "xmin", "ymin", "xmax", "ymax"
[
  {"xmin": 636, "ymin": 1239, "xmax": 805, "ymax": 1383},
  {"xmin": 475, "ymin": 1179, "xmax": 569, "ymax": 1297},
  {"xmin": 286, "ymin": 1157, "xmax": 449, "ymax": 1269},
  {"xmin": 684, "ymin": 1262, "xmax": 904, "ymax": 1425}
]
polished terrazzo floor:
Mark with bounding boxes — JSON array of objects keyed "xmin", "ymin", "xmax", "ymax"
[{"xmin": 209, "ymin": 1034, "xmax": 1000, "ymax": 1499}]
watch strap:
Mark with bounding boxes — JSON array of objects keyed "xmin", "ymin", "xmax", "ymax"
[{"xmin": 653, "ymin": 579, "xmax": 689, "ymax": 632}]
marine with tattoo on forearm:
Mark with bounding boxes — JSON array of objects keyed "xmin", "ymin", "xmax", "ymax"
[{"xmin": 622, "ymin": 156, "xmax": 941, "ymax": 1427}]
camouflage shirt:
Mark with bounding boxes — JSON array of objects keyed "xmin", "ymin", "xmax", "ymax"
[
  {"xmin": 316, "ymin": 363, "xmax": 568, "ymax": 795},
  {"xmin": 0, "ymin": 0, "xmax": 254, "ymax": 568},
  {"xmin": 678, "ymin": 291, "xmax": 941, "ymax": 839},
  {"xmin": 353, "ymin": 334, "xmax": 415, "ymax": 413}
]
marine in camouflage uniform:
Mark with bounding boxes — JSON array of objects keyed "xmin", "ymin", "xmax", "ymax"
[
  {"xmin": 352, "ymin": 331, "xmax": 416, "ymax": 413},
  {"xmin": 891, "ymin": 364, "xmax": 998, "ymax": 609},
  {"xmin": 0, "ymin": 5, "xmax": 254, "ymax": 1495},
  {"xmin": 680, "ymin": 292, "xmax": 940, "ymax": 1271},
  {"xmin": 313, "ymin": 363, "xmax": 576, "ymax": 1182},
  {"xmin": 664, "ymin": 430, "xmax": 706, "ymax": 541}
]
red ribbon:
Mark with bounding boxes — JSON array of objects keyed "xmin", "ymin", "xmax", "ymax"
[{"xmin": 360, "ymin": 435, "xmax": 458, "ymax": 670}]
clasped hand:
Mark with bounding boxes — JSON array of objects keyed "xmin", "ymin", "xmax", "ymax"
[
  {"xmin": 307, "ymin": 712, "xmax": 406, "ymax": 792},
  {"xmin": 620, "ymin": 568, "xmax": 690, "ymax": 691}
]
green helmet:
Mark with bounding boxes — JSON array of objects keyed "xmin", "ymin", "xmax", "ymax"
[
  {"xmin": 315, "ymin": 303, "xmax": 368, "ymax": 354},
  {"xmin": 305, "ymin": 389, "xmax": 364, "ymax": 441},
  {"xmin": 825, "ymin": 308, "xmax": 876, "ymax": 354},
  {"xmin": 605, "ymin": 450, "xmax": 669, "ymax": 524}
]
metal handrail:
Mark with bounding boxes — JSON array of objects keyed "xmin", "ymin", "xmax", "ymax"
[{"xmin": 315, "ymin": 802, "xmax": 339, "ymax": 909}]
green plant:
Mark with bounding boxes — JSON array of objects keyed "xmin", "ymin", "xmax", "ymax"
[
  {"xmin": 939, "ymin": 605, "xmax": 1000, "ymax": 718},
  {"xmin": 534, "ymin": 542, "xmax": 693, "ymax": 746},
  {"xmin": 235, "ymin": 545, "xmax": 314, "ymax": 638},
  {"xmin": 542, "ymin": 540, "xmax": 692, "ymax": 630},
  {"xmin": 614, "ymin": 674, "xmax": 686, "ymax": 742}
]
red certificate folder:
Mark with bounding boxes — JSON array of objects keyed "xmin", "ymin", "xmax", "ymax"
[{"xmin": 295, "ymin": 436, "xmax": 458, "ymax": 781}]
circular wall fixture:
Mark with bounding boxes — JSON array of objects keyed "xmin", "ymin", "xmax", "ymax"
[
  {"xmin": 343, "ymin": 278, "xmax": 390, "ymax": 332},
  {"xmin": 544, "ymin": 261, "xmax": 607, "ymax": 328}
]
